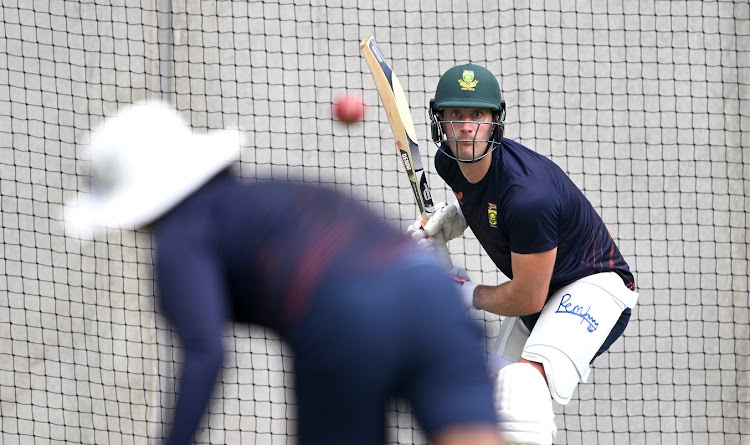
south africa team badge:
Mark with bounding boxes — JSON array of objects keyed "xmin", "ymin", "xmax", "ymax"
[
  {"xmin": 488, "ymin": 203, "xmax": 497, "ymax": 228},
  {"xmin": 458, "ymin": 70, "xmax": 478, "ymax": 91}
]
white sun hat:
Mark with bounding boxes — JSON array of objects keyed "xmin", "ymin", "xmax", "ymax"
[{"xmin": 64, "ymin": 100, "xmax": 240, "ymax": 237}]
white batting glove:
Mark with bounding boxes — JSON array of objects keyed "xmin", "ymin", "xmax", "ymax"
[
  {"xmin": 407, "ymin": 217, "xmax": 437, "ymax": 249},
  {"xmin": 423, "ymin": 200, "xmax": 467, "ymax": 241},
  {"xmin": 407, "ymin": 200, "xmax": 467, "ymax": 246},
  {"xmin": 408, "ymin": 219, "xmax": 453, "ymax": 267},
  {"xmin": 448, "ymin": 266, "xmax": 479, "ymax": 309}
]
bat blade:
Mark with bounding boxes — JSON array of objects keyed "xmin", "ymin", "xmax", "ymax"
[
  {"xmin": 361, "ymin": 36, "xmax": 453, "ymax": 267},
  {"xmin": 360, "ymin": 36, "xmax": 435, "ymax": 218}
]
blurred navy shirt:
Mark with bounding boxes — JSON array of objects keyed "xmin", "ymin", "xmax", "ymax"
[{"xmin": 154, "ymin": 172, "xmax": 412, "ymax": 444}]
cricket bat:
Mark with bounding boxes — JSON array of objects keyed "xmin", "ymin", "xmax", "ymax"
[{"xmin": 360, "ymin": 36, "xmax": 452, "ymax": 266}]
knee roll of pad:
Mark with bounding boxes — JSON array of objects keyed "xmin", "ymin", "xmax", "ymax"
[{"xmin": 494, "ymin": 363, "xmax": 557, "ymax": 445}]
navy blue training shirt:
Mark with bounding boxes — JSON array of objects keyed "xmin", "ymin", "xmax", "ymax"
[
  {"xmin": 153, "ymin": 173, "xmax": 415, "ymax": 444},
  {"xmin": 436, "ymin": 138, "xmax": 635, "ymax": 294}
]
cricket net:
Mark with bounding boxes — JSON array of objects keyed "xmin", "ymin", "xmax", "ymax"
[{"xmin": 1, "ymin": 1, "xmax": 748, "ymax": 444}]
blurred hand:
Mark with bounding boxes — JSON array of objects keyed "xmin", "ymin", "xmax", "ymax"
[{"xmin": 448, "ymin": 266, "xmax": 479, "ymax": 309}]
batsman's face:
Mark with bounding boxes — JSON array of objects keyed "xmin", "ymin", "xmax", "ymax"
[{"xmin": 440, "ymin": 108, "xmax": 495, "ymax": 161}]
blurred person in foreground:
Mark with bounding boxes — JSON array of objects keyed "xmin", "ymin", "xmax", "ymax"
[{"xmin": 64, "ymin": 101, "xmax": 507, "ymax": 445}]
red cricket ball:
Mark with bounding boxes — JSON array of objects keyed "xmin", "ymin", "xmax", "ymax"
[{"xmin": 333, "ymin": 93, "xmax": 365, "ymax": 124}]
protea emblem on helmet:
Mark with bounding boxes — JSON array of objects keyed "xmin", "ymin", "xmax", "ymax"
[{"xmin": 458, "ymin": 70, "xmax": 478, "ymax": 91}]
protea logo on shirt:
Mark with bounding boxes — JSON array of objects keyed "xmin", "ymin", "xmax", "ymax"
[{"xmin": 488, "ymin": 203, "xmax": 497, "ymax": 228}]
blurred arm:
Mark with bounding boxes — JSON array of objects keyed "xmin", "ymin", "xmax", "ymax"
[
  {"xmin": 432, "ymin": 426, "xmax": 508, "ymax": 445},
  {"xmin": 156, "ymin": 237, "xmax": 229, "ymax": 445}
]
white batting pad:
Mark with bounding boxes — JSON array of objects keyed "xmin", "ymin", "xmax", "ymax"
[
  {"xmin": 495, "ymin": 363, "xmax": 557, "ymax": 445},
  {"xmin": 487, "ymin": 316, "xmax": 531, "ymax": 377},
  {"xmin": 521, "ymin": 272, "xmax": 639, "ymax": 405}
]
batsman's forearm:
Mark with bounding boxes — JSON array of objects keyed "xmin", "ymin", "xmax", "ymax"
[{"xmin": 473, "ymin": 280, "xmax": 547, "ymax": 316}]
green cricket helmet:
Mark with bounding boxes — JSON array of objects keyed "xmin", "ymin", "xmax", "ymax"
[{"xmin": 429, "ymin": 64, "xmax": 506, "ymax": 162}]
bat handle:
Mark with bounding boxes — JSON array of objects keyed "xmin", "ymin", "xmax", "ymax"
[
  {"xmin": 433, "ymin": 241, "xmax": 454, "ymax": 268},
  {"xmin": 420, "ymin": 216, "xmax": 454, "ymax": 268}
]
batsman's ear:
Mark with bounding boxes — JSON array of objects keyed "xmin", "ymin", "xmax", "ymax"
[
  {"xmin": 429, "ymin": 99, "xmax": 441, "ymax": 143},
  {"xmin": 491, "ymin": 100, "xmax": 507, "ymax": 144}
]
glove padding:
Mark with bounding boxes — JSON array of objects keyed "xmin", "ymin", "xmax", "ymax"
[
  {"xmin": 448, "ymin": 266, "xmax": 479, "ymax": 310},
  {"xmin": 411, "ymin": 200, "xmax": 467, "ymax": 242},
  {"xmin": 406, "ymin": 206, "xmax": 455, "ymax": 267},
  {"xmin": 407, "ymin": 200, "xmax": 466, "ymax": 251},
  {"xmin": 407, "ymin": 218, "xmax": 446, "ymax": 250}
]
